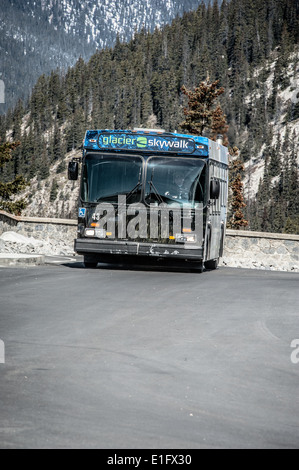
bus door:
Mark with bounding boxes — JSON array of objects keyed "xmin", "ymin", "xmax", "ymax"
[{"xmin": 206, "ymin": 160, "xmax": 223, "ymax": 262}]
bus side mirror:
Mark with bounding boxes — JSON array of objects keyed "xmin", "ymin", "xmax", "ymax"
[
  {"xmin": 68, "ymin": 161, "xmax": 79, "ymax": 181},
  {"xmin": 210, "ymin": 180, "xmax": 220, "ymax": 199}
]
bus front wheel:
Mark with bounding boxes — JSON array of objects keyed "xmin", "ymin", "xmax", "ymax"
[
  {"xmin": 83, "ymin": 256, "xmax": 98, "ymax": 269},
  {"xmin": 188, "ymin": 261, "xmax": 204, "ymax": 273},
  {"xmin": 204, "ymin": 258, "xmax": 219, "ymax": 270}
]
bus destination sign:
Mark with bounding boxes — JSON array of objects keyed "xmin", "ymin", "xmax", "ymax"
[{"xmin": 97, "ymin": 133, "xmax": 196, "ymax": 154}]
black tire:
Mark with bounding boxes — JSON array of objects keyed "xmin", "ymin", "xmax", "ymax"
[
  {"xmin": 84, "ymin": 262, "xmax": 98, "ymax": 269},
  {"xmin": 188, "ymin": 261, "xmax": 204, "ymax": 273},
  {"xmin": 83, "ymin": 256, "xmax": 98, "ymax": 269},
  {"xmin": 204, "ymin": 258, "xmax": 219, "ymax": 270}
]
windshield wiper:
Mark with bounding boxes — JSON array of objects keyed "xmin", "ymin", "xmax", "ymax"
[
  {"xmin": 126, "ymin": 168, "xmax": 142, "ymax": 201},
  {"xmin": 147, "ymin": 168, "xmax": 164, "ymax": 204},
  {"xmin": 125, "ymin": 182, "xmax": 141, "ymax": 201}
]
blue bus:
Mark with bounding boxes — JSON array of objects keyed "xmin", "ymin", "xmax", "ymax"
[{"xmin": 68, "ymin": 129, "xmax": 229, "ymax": 271}]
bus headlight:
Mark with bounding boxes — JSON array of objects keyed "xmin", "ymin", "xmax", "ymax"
[
  {"xmin": 95, "ymin": 229, "xmax": 106, "ymax": 238},
  {"xmin": 84, "ymin": 228, "xmax": 95, "ymax": 237},
  {"xmin": 186, "ymin": 235, "xmax": 197, "ymax": 243},
  {"xmin": 175, "ymin": 233, "xmax": 197, "ymax": 243},
  {"xmin": 84, "ymin": 228, "xmax": 107, "ymax": 238}
]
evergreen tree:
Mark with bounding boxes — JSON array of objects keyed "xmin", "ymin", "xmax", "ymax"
[
  {"xmin": 0, "ymin": 141, "xmax": 28, "ymax": 214},
  {"xmin": 284, "ymin": 216, "xmax": 299, "ymax": 234},
  {"xmin": 180, "ymin": 78, "xmax": 247, "ymax": 228},
  {"xmin": 285, "ymin": 129, "xmax": 299, "ymax": 230},
  {"xmin": 180, "ymin": 78, "xmax": 225, "ymax": 135},
  {"xmin": 49, "ymin": 179, "xmax": 59, "ymax": 202},
  {"xmin": 52, "ymin": 123, "xmax": 63, "ymax": 162},
  {"xmin": 210, "ymin": 105, "xmax": 229, "ymax": 146},
  {"xmin": 227, "ymin": 148, "xmax": 248, "ymax": 230},
  {"xmin": 268, "ymin": 139, "xmax": 281, "ymax": 178}
]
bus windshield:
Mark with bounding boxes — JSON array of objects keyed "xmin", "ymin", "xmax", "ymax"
[
  {"xmin": 81, "ymin": 153, "xmax": 143, "ymax": 203},
  {"xmin": 145, "ymin": 157, "xmax": 207, "ymax": 207}
]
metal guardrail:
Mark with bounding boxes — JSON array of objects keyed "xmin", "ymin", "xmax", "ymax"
[
  {"xmin": 0, "ymin": 210, "xmax": 298, "ymax": 241},
  {"xmin": 0, "ymin": 210, "xmax": 77, "ymax": 226}
]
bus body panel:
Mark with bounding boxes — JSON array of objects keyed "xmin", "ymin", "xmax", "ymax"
[{"xmin": 205, "ymin": 140, "xmax": 229, "ymax": 263}]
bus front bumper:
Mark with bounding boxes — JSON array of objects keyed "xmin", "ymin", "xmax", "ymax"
[{"xmin": 75, "ymin": 238, "xmax": 203, "ymax": 261}]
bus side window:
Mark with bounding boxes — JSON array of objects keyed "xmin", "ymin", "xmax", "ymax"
[{"xmin": 195, "ymin": 171, "xmax": 206, "ymax": 203}]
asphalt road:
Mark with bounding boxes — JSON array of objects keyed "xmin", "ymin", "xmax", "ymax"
[{"xmin": 0, "ymin": 259, "xmax": 299, "ymax": 449}]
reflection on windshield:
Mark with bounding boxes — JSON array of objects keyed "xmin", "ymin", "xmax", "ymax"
[
  {"xmin": 81, "ymin": 154, "xmax": 143, "ymax": 203},
  {"xmin": 145, "ymin": 157, "xmax": 207, "ymax": 207}
]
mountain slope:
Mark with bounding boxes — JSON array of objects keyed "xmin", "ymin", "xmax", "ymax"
[
  {"xmin": 17, "ymin": 47, "xmax": 299, "ymax": 226},
  {"xmin": 1, "ymin": 0, "xmax": 298, "ymax": 233},
  {"xmin": 243, "ymin": 48, "xmax": 299, "ymax": 200},
  {"xmin": 0, "ymin": 0, "xmax": 204, "ymax": 113},
  {"xmin": 41, "ymin": 0, "xmax": 206, "ymax": 48}
]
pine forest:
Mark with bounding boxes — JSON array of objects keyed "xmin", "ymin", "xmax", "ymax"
[{"xmin": 0, "ymin": 0, "xmax": 298, "ymax": 233}]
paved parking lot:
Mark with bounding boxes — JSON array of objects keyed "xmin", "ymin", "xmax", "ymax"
[{"xmin": 0, "ymin": 263, "xmax": 299, "ymax": 448}]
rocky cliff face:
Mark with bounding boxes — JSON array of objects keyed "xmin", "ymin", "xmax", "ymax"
[{"xmin": 243, "ymin": 48, "xmax": 299, "ymax": 200}]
